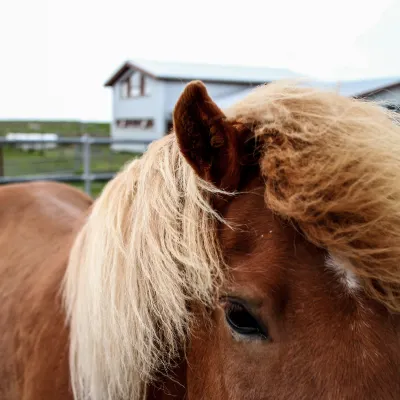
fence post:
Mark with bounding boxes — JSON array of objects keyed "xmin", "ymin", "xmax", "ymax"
[
  {"xmin": 82, "ymin": 134, "xmax": 91, "ymax": 196},
  {"xmin": 0, "ymin": 145, "xmax": 3, "ymax": 177}
]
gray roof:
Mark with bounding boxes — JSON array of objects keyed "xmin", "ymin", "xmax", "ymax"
[
  {"xmin": 105, "ymin": 58, "xmax": 302, "ymax": 86},
  {"xmin": 271, "ymin": 77, "xmax": 400, "ymax": 97},
  {"xmin": 335, "ymin": 77, "xmax": 400, "ymax": 97},
  {"xmin": 215, "ymin": 77, "xmax": 400, "ymax": 110}
]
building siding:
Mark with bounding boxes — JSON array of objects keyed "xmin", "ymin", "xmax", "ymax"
[
  {"xmin": 111, "ymin": 76, "xmax": 166, "ymax": 145},
  {"xmin": 111, "ymin": 124, "xmax": 160, "ymax": 153},
  {"xmin": 112, "ymin": 77, "xmax": 163, "ymax": 120}
]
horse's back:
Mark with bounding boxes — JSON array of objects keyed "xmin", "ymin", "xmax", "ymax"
[{"xmin": 0, "ymin": 181, "xmax": 92, "ymax": 400}]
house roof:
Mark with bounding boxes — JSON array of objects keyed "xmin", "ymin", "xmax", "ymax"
[
  {"xmin": 215, "ymin": 77, "xmax": 400, "ymax": 110},
  {"xmin": 335, "ymin": 77, "xmax": 400, "ymax": 97},
  {"xmin": 104, "ymin": 58, "xmax": 302, "ymax": 86}
]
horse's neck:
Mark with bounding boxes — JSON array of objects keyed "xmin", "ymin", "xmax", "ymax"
[{"xmin": 147, "ymin": 360, "xmax": 187, "ymax": 399}]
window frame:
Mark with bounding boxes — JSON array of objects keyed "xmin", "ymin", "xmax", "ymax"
[{"xmin": 120, "ymin": 70, "xmax": 150, "ymax": 99}]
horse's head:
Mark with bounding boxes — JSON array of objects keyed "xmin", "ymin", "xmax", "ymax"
[
  {"xmin": 65, "ymin": 80, "xmax": 400, "ymax": 400},
  {"xmin": 171, "ymin": 81, "xmax": 400, "ymax": 399}
]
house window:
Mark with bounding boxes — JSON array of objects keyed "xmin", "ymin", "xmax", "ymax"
[
  {"xmin": 120, "ymin": 78, "xmax": 130, "ymax": 99},
  {"xmin": 130, "ymin": 72, "xmax": 141, "ymax": 97},
  {"xmin": 117, "ymin": 119, "xmax": 154, "ymax": 129},
  {"xmin": 120, "ymin": 71, "xmax": 150, "ymax": 98},
  {"xmin": 143, "ymin": 75, "xmax": 151, "ymax": 96}
]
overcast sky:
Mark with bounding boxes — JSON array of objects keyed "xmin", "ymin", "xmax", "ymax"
[{"xmin": 0, "ymin": 0, "xmax": 399, "ymax": 121}]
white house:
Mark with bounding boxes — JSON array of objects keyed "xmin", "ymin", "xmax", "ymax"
[
  {"xmin": 334, "ymin": 77, "xmax": 400, "ymax": 107},
  {"xmin": 105, "ymin": 59, "xmax": 400, "ymax": 152},
  {"xmin": 104, "ymin": 59, "xmax": 302, "ymax": 152}
]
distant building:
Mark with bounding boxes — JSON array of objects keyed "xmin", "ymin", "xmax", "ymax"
[
  {"xmin": 105, "ymin": 59, "xmax": 400, "ymax": 152},
  {"xmin": 337, "ymin": 77, "xmax": 400, "ymax": 109},
  {"xmin": 104, "ymin": 59, "xmax": 300, "ymax": 152},
  {"xmin": 5, "ymin": 133, "xmax": 58, "ymax": 151},
  {"xmin": 217, "ymin": 77, "xmax": 400, "ymax": 110}
]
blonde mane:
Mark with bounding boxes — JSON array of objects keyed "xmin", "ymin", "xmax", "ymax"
[
  {"xmin": 63, "ymin": 134, "xmax": 228, "ymax": 400},
  {"xmin": 64, "ymin": 80, "xmax": 400, "ymax": 400},
  {"xmin": 225, "ymin": 81, "xmax": 400, "ymax": 310}
]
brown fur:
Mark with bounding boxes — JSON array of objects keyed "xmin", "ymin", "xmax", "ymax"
[
  {"xmin": 0, "ymin": 182, "xmax": 92, "ymax": 399},
  {"xmin": 187, "ymin": 176, "xmax": 400, "ymax": 399}
]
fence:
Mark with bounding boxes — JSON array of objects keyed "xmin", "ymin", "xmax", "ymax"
[{"xmin": 0, "ymin": 135, "xmax": 153, "ymax": 196}]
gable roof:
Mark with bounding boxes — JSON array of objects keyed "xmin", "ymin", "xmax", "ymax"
[
  {"xmin": 280, "ymin": 77, "xmax": 400, "ymax": 97},
  {"xmin": 335, "ymin": 77, "xmax": 400, "ymax": 97},
  {"xmin": 104, "ymin": 58, "xmax": 302, "ymax": 86},
  {"xmin": 215, "ymin": 77, "xmax": 400, "ymax": 110}
]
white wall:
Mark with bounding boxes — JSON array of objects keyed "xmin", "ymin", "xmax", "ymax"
[{"xmin": 111, "ymin": 124, "xmax": 161, "ymax": 153}]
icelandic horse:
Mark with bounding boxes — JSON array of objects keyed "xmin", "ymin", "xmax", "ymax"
[{"xmin": 1, "ymin": 80, "xmax": 400, "ymax": 400}]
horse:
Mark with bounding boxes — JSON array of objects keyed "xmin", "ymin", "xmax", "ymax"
[{"xmin": 1, "ymin": 80, "xmax": 400, "ymax": 400}]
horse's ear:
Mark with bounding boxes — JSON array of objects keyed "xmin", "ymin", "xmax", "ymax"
[{"xmin": 173, "ymin": 80, "xmax": 243, "ymax": 191}]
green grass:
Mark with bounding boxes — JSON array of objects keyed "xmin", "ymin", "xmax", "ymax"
[
  {"xmin": 0, "ymin": 120, "xmax": 139, "ymax": 198},
  {"xmin": 0, "ymin": 145, "xmax": 139, "ymax": 198},
  {"xmin": 0, "ymin": 120, "xmax": 110, "ymax": 137},
  {"xmin": 2, "ymin": 145, "xmax": 135, "ymax": 176}
]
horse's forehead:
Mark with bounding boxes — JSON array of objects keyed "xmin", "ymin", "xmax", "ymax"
[
  {"xmin": 220, "ymin": 178, "xmax": 317, "ymax": 257},
  {"xmin": 218, "ymin": 185, "xmax": 370, "ymax": 323},
  {"xmin": 219, "ymin": 179, "xmax": 335, "ymax": 308}
]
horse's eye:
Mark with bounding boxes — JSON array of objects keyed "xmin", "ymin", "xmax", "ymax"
[{"xmin": 224, "ymin": 300, "xmax": 269, "ymax": 340}]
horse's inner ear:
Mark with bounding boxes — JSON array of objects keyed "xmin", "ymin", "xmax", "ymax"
[{"xmin": 173, "ymin": 80, "xmax": 242, "ymax": 191}]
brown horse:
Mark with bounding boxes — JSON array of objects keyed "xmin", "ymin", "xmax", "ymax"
[{"xmin": 1, "ymin": 80, "xmax": 400, "ymax": 400}]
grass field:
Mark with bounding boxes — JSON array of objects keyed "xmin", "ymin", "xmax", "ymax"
[
  {"xmin": 1, "ymin": 145, "xmax": 139, "ymax": 198},
  {"xmin": 3, "ymin": 145, "xmax": 135, "ymax": 175},
  {"xmin": 0, "ymin": 120, "xmax": 140, "ymax": 198},
  {"xmin": 0, "ymin": 120, "xmax": 110, "ymax": 137}
]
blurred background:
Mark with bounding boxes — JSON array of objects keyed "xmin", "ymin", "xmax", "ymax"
[{"xmin": 0, "ymin": 0, "xmax": 399, "ymax": 197}]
